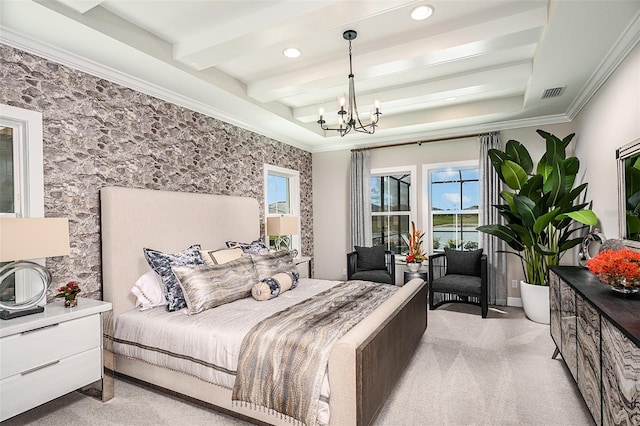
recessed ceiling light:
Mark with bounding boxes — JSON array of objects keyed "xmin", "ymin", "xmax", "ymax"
[
  {"xmin": 445, "ymin": 97, "xmax": 456, "ymax": 101},
  {"xmin": 411, "ymin": 5, "xmax": 434, "ymax": 21},
  {"xmin": 283, "ymin": 47, "xmax": 301, "ymax": 59}
]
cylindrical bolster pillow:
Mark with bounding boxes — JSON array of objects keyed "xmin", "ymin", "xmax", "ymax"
[{"xmin": 251, "ymin": 272, "xmax": 295, "ymax": 301}]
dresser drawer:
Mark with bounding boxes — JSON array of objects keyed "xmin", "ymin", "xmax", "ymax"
[
  {"xmin": 0, "ymin": 314, "xmax": 100, "ymax": 380},
  {"xmin": 0, "ymin": 346, "xmax": 102, "ymax": 421}
]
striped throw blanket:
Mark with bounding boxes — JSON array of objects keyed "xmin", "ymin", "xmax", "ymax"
[{"xmin": 232, "ymin": 280, "xmax": 397, "ymax": 426}]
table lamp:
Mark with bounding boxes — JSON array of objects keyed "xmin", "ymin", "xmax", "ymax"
[
  {"xmin": 0, "ymin": 218, "xmax": 70, "ymax": 319},
  {"xmin": 267, "ymin": 215, "xmax": 299, "ymax": 257}
]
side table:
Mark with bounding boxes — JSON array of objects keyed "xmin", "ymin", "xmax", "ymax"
[
  {"xmin": 0, "ymin": 298, "xmax": 112, "ymax": 421},
  {"xmin": 404, "ymin": 269, "xmax": 427, "ymax": 285}
]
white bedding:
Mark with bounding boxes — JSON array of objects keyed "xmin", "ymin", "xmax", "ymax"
[{"xmin": 113, "ymin": 278, "xmax": 340, "ymax": 423}]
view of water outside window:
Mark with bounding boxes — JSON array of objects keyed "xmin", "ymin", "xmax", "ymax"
[
  {"xmin": 267, "ymin": 173, "xmax": 291, "ymax": 249},
  {"xmin": 267, "ymin": 174, "xmax": 290, "ymax": 215},
  {"xmin": 430, "ymin": 167, "xmax": 479, "ymax": 251},
  {"xmin": 371, "ymin": 173, "xmax": 411, "ymax": 253}
]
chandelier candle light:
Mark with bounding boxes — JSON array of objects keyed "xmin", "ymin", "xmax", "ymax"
[{"xmin": 317, "ymin": 30, "xmax": 381, "ymax": 137}]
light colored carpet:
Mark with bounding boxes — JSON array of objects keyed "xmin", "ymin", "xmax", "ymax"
[{"xmin": 3, "ymin": 305, "xmax": 594, "ymax": 426}]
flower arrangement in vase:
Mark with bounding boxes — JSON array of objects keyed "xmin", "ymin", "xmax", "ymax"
[
  {"xmin": 587, "ymin": 248, "xmax": 640, "ymax": 294},
  {"xmin": 56, "ymin": 281, "xmax": 81, "ymax": 307},
  {"xmin": 404, "ymin": 221, "xmax": 425, "ymax": 272}
]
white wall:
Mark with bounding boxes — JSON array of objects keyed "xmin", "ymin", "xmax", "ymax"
[
  {"xmin": 574, "ymin": 42, "xmax": 640, "ymax": 239},
  {"xmin": 312, "ymin": 150, "xmax": 351, "ymax": 280}
]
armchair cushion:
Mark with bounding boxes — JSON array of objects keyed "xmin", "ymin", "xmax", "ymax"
[
  {"xmin": 355, "ymin": 245, "xmax": 387, "ymax": 271},
  {"xmin": 431, "ymin": 274, "xmax": 482, "ymax": 296},
  {"xmin": 444, "ymin": 248, "xmax": 483, "ymax": 276},
  {"xmin": 351, "ymin": 269, "xmax": 393, "ymax": 284}
]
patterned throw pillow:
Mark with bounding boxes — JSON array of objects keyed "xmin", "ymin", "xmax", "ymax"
[
  {"xmin": 226, "ymin": 238, "xmax": 270, "ymax": 255},
  {"xmin": 143, "ymin": 244, "xmax": 204, "ymax": 311},
  {"xmin": 250, "ymin": 249, "xmax": 298, "ymax": 281},
  {"xmin": 251, "ymin": 271, "xmax": 299, "ymax": 301},
  {"xmin": 172, "ymin": 256, "xmax": 258, "ymax": 315}
]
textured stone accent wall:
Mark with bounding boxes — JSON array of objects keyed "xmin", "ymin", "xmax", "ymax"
[{"xmin": 0, "ymin": 44, "xmax": 313, "ymax": 301}]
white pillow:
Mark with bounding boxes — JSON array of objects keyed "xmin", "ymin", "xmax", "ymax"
[{"xmin": 131, "ymin": 270, "xmax": 166, "ymax": 310}]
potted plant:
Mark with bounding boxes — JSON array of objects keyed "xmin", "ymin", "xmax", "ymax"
[
  {"xmin": 403, "ymin": 221, "xmax": 426, "ymax": 272},
  {"xmin": 477, "ymin": 130, "xmax": 598, "ymax": 323}
]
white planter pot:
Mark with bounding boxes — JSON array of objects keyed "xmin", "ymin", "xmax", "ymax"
[
  {"xmin": 406, "ymin": 263, "xmax": 421, "ymax": 272},
  {"xmin": 520, "ymin": 280, "xmax": 550, "ymax": 324}
]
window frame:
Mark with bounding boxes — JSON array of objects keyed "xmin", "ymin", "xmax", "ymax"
[
  {"xmin": 422, "ymin": 160, "xmax": 479, "ymax": 254},
  {"xmin": 0, "ymin": 104, "xmax": 44, "ymax": 219},
  {"xmin": 263, "ymin": 164, "xmax": 301, "ymax": 256},
  {"xmin": 371, "ymin": 165, "xmax": 417, "ymax": 253}
]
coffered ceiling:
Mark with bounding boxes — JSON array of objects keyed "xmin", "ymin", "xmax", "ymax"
[{"xmin": 1, "ymin": 1, "xmax": 639, "ymax": 152}]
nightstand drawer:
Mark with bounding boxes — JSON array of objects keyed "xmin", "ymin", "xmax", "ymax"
[
  {"xmin": 0, "ymin": 346, "xmax": 102, "ymax": 421},
  {"xmin": 0, "ymin": 314, "xmax": 100, "ymax": 380}
]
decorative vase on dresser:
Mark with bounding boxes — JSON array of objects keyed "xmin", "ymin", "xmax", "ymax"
[
  {"xmin": 0, "ymin": 298, "xmax": 112, "ymax": 422},
  {"xmin": 550, "ymin": 266, "xmax": 640, "ymax": 425}
]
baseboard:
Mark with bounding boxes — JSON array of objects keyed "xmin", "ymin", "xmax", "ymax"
[{"xmin": 507, "ymin": 297, "xmax": 522, "ymax": 307}]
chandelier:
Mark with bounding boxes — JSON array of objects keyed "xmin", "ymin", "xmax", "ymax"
[{"xmin": 317, "ymin": 30, "xmax": 381, "ymax": 137}]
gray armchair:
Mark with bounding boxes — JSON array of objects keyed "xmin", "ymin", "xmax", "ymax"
[
  {"xmin": 428, "ymin": 248, "xmax": 488, "ymax": 318},
  {"xmin": 347, "ymin": 245, "xmax": 395, "ymax": 285}
]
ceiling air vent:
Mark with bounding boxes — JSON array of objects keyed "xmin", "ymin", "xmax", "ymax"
[{"xmin": 541, "ymin": 86, "xmax": 566, "ymax": 99}]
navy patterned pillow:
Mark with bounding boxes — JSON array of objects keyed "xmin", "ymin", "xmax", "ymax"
[
  {"xmin": 226, "ymin": 238, "xmax": 270, "ymax": 255},
  {"xmin": 143, "ymin": 244, "xmax": 204, "ymax": 311}
]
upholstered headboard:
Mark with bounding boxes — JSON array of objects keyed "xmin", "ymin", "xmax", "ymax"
[{"xmin": 100, "ymin": 186, "xmax": 260, "ymax": 318}]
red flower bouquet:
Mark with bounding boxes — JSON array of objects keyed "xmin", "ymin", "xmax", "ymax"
[
  {"xmin": 56, "ymin": 281, "xmax": 81, "ymax": 307},
  {"xmin": 587, "ymin": 248, "xmax": 640, "ymax": 292}
]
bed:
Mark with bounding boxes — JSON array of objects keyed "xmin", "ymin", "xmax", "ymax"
[{"xmin": 100, "ymin": 186, "xmax": 427, "ymax": 425}]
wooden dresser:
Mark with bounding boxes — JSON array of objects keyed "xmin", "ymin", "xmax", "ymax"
[
  {"xmin": 550, "ymin": 266, "xmax": 640, "ymax": 425},
  {"xmin": 0, "ymin": 298, "xmax": 112, "ymax": 421}
]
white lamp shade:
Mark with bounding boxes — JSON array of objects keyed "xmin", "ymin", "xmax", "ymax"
[
  {"xmin": 0, "ymin": 218, "xmax": 70, "ymax": 262},
  {"xmin": 267, "ymin": 216, "xmax": 298, "ymax": 236}
]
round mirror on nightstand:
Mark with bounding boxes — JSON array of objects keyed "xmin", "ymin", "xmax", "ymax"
[{"xmin": 0, "ymin": 261, "xmax": 49, "ymax": 311}]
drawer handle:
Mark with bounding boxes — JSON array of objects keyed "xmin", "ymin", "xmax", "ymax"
[
  {"xmin": 21, "ymin": 323, "xmax": 60, "ymax": 335},
  {"xmin": 20, "ymin": 360, "xmax": 60, "ymax": 375}
]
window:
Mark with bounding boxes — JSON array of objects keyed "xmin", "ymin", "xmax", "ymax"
[
  {"xmin": 0, "ymin": 104, "xmax": 44, "ymax": 219},
  {"xmin": 264, "ymin": 164, "xmax": 300, "ymax": 255},
  {"xmin": 371, "ymin": 166, "xmax": 416, "ymax": 253},
  {"xmin": 428, "ymin": 164, "xmax": 479, "ymax": 252}
]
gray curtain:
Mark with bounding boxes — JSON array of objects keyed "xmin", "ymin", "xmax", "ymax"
[
  {"xmin": 350, "ymin": 150, "xmax": 372, "ymax": 249},
  {"xmin": 479, "ymin": 132, "xmax": 507, "ymax": 306}
]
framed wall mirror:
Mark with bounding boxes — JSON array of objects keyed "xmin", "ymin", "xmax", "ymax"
[{"xmin": 617, "ymin": 137, "xmax": 640, "ymax": 248}]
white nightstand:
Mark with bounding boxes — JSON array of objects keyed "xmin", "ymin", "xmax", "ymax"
[
  {"xmin": 0, "ymin": 298, "xmax": 112, "ymax": 422},
  {"xmin": 294, "ymin": 256, "xmax": 312, "ymax": 278}
]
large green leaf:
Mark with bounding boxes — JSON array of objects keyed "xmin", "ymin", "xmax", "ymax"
[
  {"xmin": 520, "ymin": 174, "xmax": 543, "ymax": 201},
  {"xmin": 564, "ymin": 210, "xmax": 597, "ymax": 226},
  {"xmin": 533, "ymin": 207, "xmax": 560, "ymax": 233},
  {"xmin": 513, "ymin": 195, "xmax": 537, "ymax": 227},
  {"xmin": 545, "ymin": 159, "xmax": 566, "ymax": 205},
  {"xmin": 505, "ymin": 140, "xmax": 533, "ymax": 174},
  {"xmin": 557, "ymin": 183, "xmax": 588, "ymax": 207},
  {"xmin": 477, "ymin": 224, "xmax": 524, "ymax": 251},
  {"xmin": 559, "ymin": 237, "xmax": 583, "ymax": 252},
  {"xmin": 501, "ymin": 160, "xmax": 528, "ymax": 190},
  {"xmin": 561, "ymin": 132, "xmax": 575, "ymax": 149},
  {"xmin": 509, "ymin": 223, "xmax": 533, "ymax": 247},
  {"xmin": 626, "ymin": 212, "xmax": 640, "ymax": 234},
  {"xmin": 488, "ymin": 149, "xmax": 509, "ymax": 181}
]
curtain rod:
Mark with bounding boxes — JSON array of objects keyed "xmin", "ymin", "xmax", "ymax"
[{"xmin": 350, "ymin": 133, "xmax": 479, "ymax": 152}]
